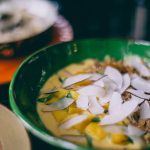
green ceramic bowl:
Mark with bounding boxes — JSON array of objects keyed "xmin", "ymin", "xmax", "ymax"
[{"xmin": 9, "ymin": 39, "xmax": 150, "ymax": 150}]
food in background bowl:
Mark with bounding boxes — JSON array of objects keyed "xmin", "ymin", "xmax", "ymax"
[
  {"xmin": 9, "ymin": 39, "xmax": 150, "ymax": 150},
  {"xmin": 0, "ymin": 0, "xmax": 58, "ymax": 58},
  {"xmin": 0, "ymin": 0, "xmax": 57, "ymax": 44},
  {"xmin": 37, "ymin": 55, "xmax": 150, "ymax": 149}
]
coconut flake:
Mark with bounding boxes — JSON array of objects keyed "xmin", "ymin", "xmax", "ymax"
[
  {"xmin": 104, "ymin": 125, "xmax": 126, "ymax": 134},
  {"xmin": 140, "ymin": 101, "xmax": 150, "ymax": 119},
  {"xmin": 124, "ymin": 55, "xmax": 150, "ymax": 77},
  {"xmin": 131, "ymin": 77, "xmax": 150, "ymax": 93},
  {"xmin": 63, "ymin": 74, "xmax": 92, "ymax": 87},
  {"xmin": 88, "ymin": 96, "xmax": 104, "ymax": 115},
  {"xmin": 77, "ymin": 85, "xmax": 105, "ymax": 98},
  {"xmin": 94, "ymin": 80, "xmax": 105, "ymax": 88},
  {"xmin": 104, "ymin": 66, "xmax": 123, "ymax": 89},
  {"xmin": 76, "ymin": 95, "xmax": 89, "ymax": 110},
  {"xmin": 42, "ymin": 97, "xmax": 74, "ymax": 112},
  {"xmin": 127, "ymin": 88, "xmax": 150, "ymax": 100},
  {"xmin": 88, "ymin": 73, "xmax": 103, "ymax": 81},
  {"xmin": 59, "ymin": 114, "xmax": 88, "ymax": 129},
  {"xmin": 126, "ymin": 124, "xmax": 145, "ymax": 136},
  {"xmin": 101, "ymin": 94, "xmax": 139, "ymax": 125},
  {"xmin": 108, "ymin": 92, "xmax": 123, "ymax": 115},
  {"xmin": 119, "ymin": 73, "xmax": 130, "ymax": 94},
  {"xmin": 98, "ymin": 78, "xmax": 117, "ymax": 105}
]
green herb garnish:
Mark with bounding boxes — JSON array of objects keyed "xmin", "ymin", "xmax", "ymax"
[
  {"xmin": 37, "ymin": 94, "xmax": 53, "ymax": 103},
  {"xmin": 58, "ymin": 76, "xmax": 65, "ymax": 83},
  {"xmin": 66, "ymin": 92, "xmax": 72, "ymax": 98},
  {"xmin": 104, "ymin": 109, "xmax": 108, "ymax": 113},
  {"xmin": 85, "ymin": 134, "xmax": 93, "ymax": 148},
  {"xmin": 128, "ymin": 137, "xmax": 134, "ymax": 144},
  {"xmin": 91, "ymin": 117, "xmax": 101, "ymax": 122}
]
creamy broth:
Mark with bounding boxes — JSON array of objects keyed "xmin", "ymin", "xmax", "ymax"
[{"xmin": 37, "ymin": 57, "xmax": 150, "ymax": 149}]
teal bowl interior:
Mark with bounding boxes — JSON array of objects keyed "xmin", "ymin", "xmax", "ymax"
[{"xmin": 9, "ymin": 39, "xmax": 150, "ymax": 150}]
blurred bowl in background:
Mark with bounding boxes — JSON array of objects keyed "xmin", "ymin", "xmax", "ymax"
[
  {"xmin": 0, "ymin": 104, "xmax": 31, "ymax": 150},
  {"xmin": 0, "ymin": 0, "xmax": 73, "ymax": 85}
]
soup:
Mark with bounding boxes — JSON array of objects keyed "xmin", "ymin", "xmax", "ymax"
[{"xmin": 37, "ymin": 55, "xmax": 150, "ymax": 149}]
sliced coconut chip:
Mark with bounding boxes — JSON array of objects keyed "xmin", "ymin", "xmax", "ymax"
[
  {"xmin": 109, "ymin": 92, "xmax": 123, "ymax": 114},
  {"xmin": 98, "ymin": 77, "xmax": 118, "ymax": 105},
  {"xmin": 124, "ymin": 55, "xmax": 150, "ymax": 77},
  {"xmin": 126, "ymin": 124, "xmax": 145, "ymax": 136},
  {"xmin": 88, "ymin": 96, "xmax": 104, "ymax": 115},
  {"xmin": 98, "ymin": 91, "xmax": 112, "ymax": 105},
  {"xmin": 94, "ymin": 79, "xmax": 105, "ymax": 88},
  {"xmin": 77, "ymin": 85, "xmax": 105, "ymax": 98},
  {"xmin": 59, "ymin": 114, "xmax": 88, "ymax": 129},
  {"xmin": 104, "ymin": 125, "xmax": 126, "ymax": 134},
  {"xmin": 127, "ymin": 88, "xmax": 150, "ymax": 100},
  {"xmin": 119, "ymin": 73, "xmax": 130, "ymax": 94},
  {"xmin": 131, "ymin": 77, "xmax": 150, "ymax": 93},
  {"xmin": 42, "ymin": 97, "xmax": 74, "ymax": 112},
  {"xmin": 76, "ymin": 95, "xmax": 89, "ymax": 110},
  {"xmin": 104, "ymin": 66, "xmax": 123, "ymax": 89},
  {"xmin": 63, "ymin": 74, "xmax": 92, "ymax": 87},
  {"xmin": 88, "ymin": 73, "xmax": 103, "ymax": 81},
  {"xmin": 140, "ymin": 101, "xmax": 150, "ymax": 119},
  {"xmin": 101, "ymin": 95, "xmax": 139, "ymax": 125},
  {"xmin": 130, "ymin": 73, "xmax": 139, "ymax": 80}
]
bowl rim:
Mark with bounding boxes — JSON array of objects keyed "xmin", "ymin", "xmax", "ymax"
[{"xmin": 9, "ymin": 38, "xmax": 150, "ymax": 150}]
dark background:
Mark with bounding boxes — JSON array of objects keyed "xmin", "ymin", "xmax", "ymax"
[{"xmin": 1, "ymin": 0, "xmax": 150, "ymax": 149}]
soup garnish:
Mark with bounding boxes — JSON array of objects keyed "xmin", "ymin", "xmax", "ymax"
[{"xmin": 37, "ymin": 55, "xmax": 150, "ymax": 149}]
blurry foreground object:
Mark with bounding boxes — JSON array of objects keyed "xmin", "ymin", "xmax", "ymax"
[
  {"xmin": 0, "ymin": 104, "xmax": 31, "ymax": 150},
  {"xmin": 0, "ymin": 0, "xmax": 73, "ymax": 84}
]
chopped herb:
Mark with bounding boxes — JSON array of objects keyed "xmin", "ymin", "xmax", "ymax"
[
  {"xmin": 85, "ymin": 134, "xmax": 93, "ymax": 148},
  {"xmin": 91, "ymin": 117, "xmax": 101, "ymax": 122},
  {"xmin": 104, "ymin": 109, "xmax": 108, "ymax": 113},
  {"xmin": 66, "ymin": 92, "xmax": 72, "ymax": 98},
  {"xmin": 128, "ymin": 137, "xmax": 134, "ymax": 144},
  {"xmin": 58, "ymin": 76, "xmax": 65, "ymax": 83},
  {"xmin": 37, "ymin": 94, "xmax": 53, "ymax": 103}
]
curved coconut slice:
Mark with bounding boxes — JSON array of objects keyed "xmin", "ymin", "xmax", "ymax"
[
  {"xmin": 104, "ymin": 125, "xmax": 126, "ymax": 134},
  {"xmin": 88, "ymin": 96, "xmax": 104, "ymax": 115},
  {"xmin": 94, "ymin": 80, "xmax": 105, "ymax": 88},
  {"xmin": 98, "ymin": 92, "xmax": 112, "ymax": 105},
  {"xmin": 127, "ymin": 89, "xmax": 150, "ymax": 100},
  {"xmin": 109, "ymin": 92, "xmax": 123, "ymax": 114},
  {"xmin": 42, "ymin": 97, "xmax": 74, "ymax": 112},
  {"xmin": 104, "ymin": 66, "xmax": 123, "ymax": 89},
  {"xmin": 131, "ymin": 77, "xmax": 150, "ymax": 93},
  {"xmin": 126, "ymin": 125, "xmax": 145, "ymax": 136},
  {"xmin": 101, "ymin": 95, "xmax": 139, "ymax": 125},
  {"xmin": 124, "ymin": 55, "xmax": 150, "ymax": 77},
  {"xmin": 76, "ymin": 95, "xmax": 89, "ymax": 110},
  {"xmin": 140, "ymin": 101, "xmax": 150, "ymax": 119},
  {"xmin": 77, "ymin": 85, "xmax": 105, "ymax": 98},
  {"xmin": 63, "ymin": 74, "xmax": 92, "ymax": 87},
  {"xmin": 59, "ymin": 114, "xmax": 88, "ymax": 129},
  {"xmin": 119, "ymin": 73, "xmax": 130, "ymax": 94},
  {"xmin": 88, "ymin": 73, "xmax": 102, "ymax": 81}
]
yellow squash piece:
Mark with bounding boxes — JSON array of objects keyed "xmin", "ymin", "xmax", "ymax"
[
  {"xmin": 111, "ymin": 133, "xmax": 129, "ymax": 145},
  {"xmin": 85, "ymin": 122, "xmax": 106, "ymax": 141},
  {"xmin": 46, "ymin": 89, "xmax": 68, "ymax": 105},
  {"xmin": 53, "ymin": 109, "xmax": 68, "ymax": 123},
  {"xmin": 69, "ymin": 91, "xmax": 79, "ymax": 100},
  {"xmin": 73, "ymin": 115, "xmax": 94, "ymax": 133}
]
